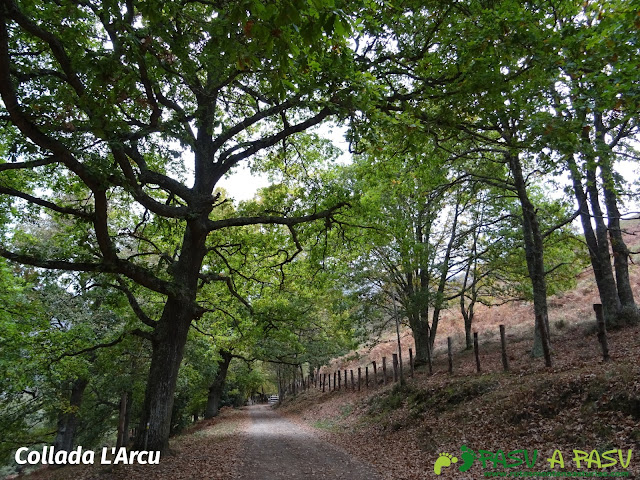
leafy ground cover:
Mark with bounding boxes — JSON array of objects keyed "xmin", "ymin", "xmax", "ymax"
[{"xmin": 13, "ymin": 408, "xmax": 247, "ymax": 480}]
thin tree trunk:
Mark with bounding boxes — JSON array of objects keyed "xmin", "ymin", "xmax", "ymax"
[
  {"xmin": 122, "ymin": 391, "xmax": 133, "ymax": 447},
  {"xmin": 116, "ymin": 391, "xmax": 128, "ymax": 449},
  {"xmin": 594, "ymin": 111, "xmax": 639, "ymax": 323},
  {"xmin": 429, "ymin": 198, "xmax": 461, "ymax": 347},
  {"xmin": 586, "ymin": 163, "xmax": 624, "ymax": 325},
  {"xmin": 205, "ymin": 350, "xmax": 233, "ymax": 418},
  {"xmin": 566, "ymin": 154, "xmax": 621, "ymax": 326},
  {"xmin": 507, "ymin": 153, "xmax": 551, "ymax": 360}
]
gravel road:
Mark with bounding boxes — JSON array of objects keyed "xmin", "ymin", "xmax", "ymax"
[{"xmin": 236, "ymin": 404, "xmax": 382, "ymax": 480}]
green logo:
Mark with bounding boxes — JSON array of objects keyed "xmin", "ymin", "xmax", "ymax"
[
  {"xmin": 459, "ymin": 445, "xmax": 475, "ymax": 472},
  {"xmin": 433, "ymin": 446, "xmax": 475, "ymax": 475},
  {"xmin": 433, "ymin": 452, "xmax": 457, "ymax": 475},
  {"xmin": 433, "ymin": 446, "xmax": 632, "ymax": 476}
]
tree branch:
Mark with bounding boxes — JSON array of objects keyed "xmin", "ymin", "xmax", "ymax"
[
  {"xmin": 53, "ymin": 334, "xmax": 126, "ymax": 362},
  {"xmin": 206, "ymin": 203, "xmax": 347, "ymax": 231},
  {"xmin": 113, "ymin": 278, "xmax": 158, "ymax": 328},
  {"xmin": 0, "ymin": 185, "xmax": 94, "ymax": 219},
  {"xmin": 218, "ymin": 106, "xmax": 333, "ymax": 171},
  {"xmin": 0, "ymin": 246, "xmax": 176, "ymax": 296}
]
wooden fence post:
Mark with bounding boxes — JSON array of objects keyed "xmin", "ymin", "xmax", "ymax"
[
  {"xmin": 333, "ymin": 372, "xmax": 336, "ymax": 391},
  {"xmin": 372, "ymin": 361, "xmax": 377, "ymax": 386},
  {"xmin": 350, "ymin": 369, "xmax": 355, "ymax": 390},
  {"xmin": 392, "ymin": 353, "xmax": 399, "ymax": 382},
  {"xmin": 344, "ymin": 370, "xmax": 348, "ymax": 390},
  {"xmin": 474, "ymin": 332, "xmax": 481, "ymax": 373},
  {"xmin": 365, "ymin": 366, "xmax": 369, "ymax": 389},
  {"xmin": 382, "ymin": 357, "xmax": 387, "ymax": 385},
  {"xmin": 500, "ymin": 324, "xmax": 509, "ymax": 371},
  {"xmin": 593, "ymin": 304, "xmax": 610, "ymax": 361},
  {"xmin": 358, "ymin": 367, "xmax": 361, "ymax": 391},
  {"xmin": 409, "ymin": 348, "xmax": 414, "ymax": 378},
  {"xmin": 337, "ymin": 370, "xmax": 341, "ymax": 390},
  {"xmin": 447, "ymin": 337, "xmax": 453, "ymax": 374},
  {"xmin": 322, "ymin": 373, "xmax": 326, "ymax": 392}
]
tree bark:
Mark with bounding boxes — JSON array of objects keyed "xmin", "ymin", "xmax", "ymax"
[
  {"xmin": 566, "ymin": 154, "xmax": 621, "ymax": 326},
  {"xmin": 116, "ymin": 391, "xmax": 130, "ymax": 449},
  {"xmin": 409, "ymin": 311, "xmax": 431, "ymax": 367},
  {"xmin": 205, "ymin": 350, "xmax": 233, "ymax": 419},
  {"xmin": 594, "ymin": 112, "xmax": 639, "ymax": 323},
  {"xmin": 586, "ymin": 165, "xmax": 623, "ymax": 324},
  {"xmin": 429, "ymin": 198, "xmax": 461, "ymax": 347},
  {"xmin": 54, "ymin": 378, "xmax": 88, "ymax": 453},
  {"xmin": 506, "ymin": 153, "xmax": 551, "ymax": 360},
  {"xmin": 135, "ymin": 300, "xmax": 193, "ymax": 452}
]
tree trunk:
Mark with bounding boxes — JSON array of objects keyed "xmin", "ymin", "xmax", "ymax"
[
  {"xmin": 406, "ymin": 309, "xmax": 429, "ymax": 367},
  {"xmin": 116, "ymin": 391, "xmax": 129, "ymax": 449},
  {"xmin": 134, "ymin": 215, "xmax": 210, "ymax": 452},
  {"xmin": 586, "ymin": 165, "xmax": 623, "ymax": 325},
  {"xmin": 566, "ymin": 154, "xmax": 621, "ymax": 326},
  {"xmin": 122, "ymin": 391, "xmax": 133, "ymax": 447},
  {"xmin": 507, "ymin": 153, "xmax": 551, "ymax": 360},
  {"xmin": 134, "ymin": 299, "xmax": 194, "ymax": 452},
  {"xmin": 461, "ymin": 209, "xmax": 481, "ymax": 351},
  {"xmin": 594, "ymin": 112, "xmax": 639, "ymax": 324},
  {"xmin": 462, "ymin": 298, "xmax": 475, "ymax": 350},
  {"xmin": 603, "ymin": 184, "xmax": 637, "ymax": 316},
  {"xmin": 429, "ymin": 198, "xmax": 461, "ymax": 347},
  {"xmin": 54, "ymin": 378, "xmax": 88, "ymax": 453},
  {"xmin": 205, "ymin": 349, "xmax": 233, "ymax": 419}
]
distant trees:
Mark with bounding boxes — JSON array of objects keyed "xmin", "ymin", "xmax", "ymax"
[{"xmin": 0, "ymin": 264, "xmax": 148, "ymax": 466}]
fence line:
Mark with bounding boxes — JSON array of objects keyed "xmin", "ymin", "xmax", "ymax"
[{"xmin": 278, "ymin": 305, "xmax": 609, "ymax": 399}]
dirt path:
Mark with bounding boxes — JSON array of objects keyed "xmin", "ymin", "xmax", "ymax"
[{"xmin": 236, "ymin": 405, "xmax": 382, "ymax": 480}]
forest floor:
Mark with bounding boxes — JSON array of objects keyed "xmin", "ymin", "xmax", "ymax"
[
  {"xmin": 14, "ymin": 408, "xmax": 248, "ymax": 480},
  {"xmin": 14, "ymin": 404, "xmax": 383, "ymax": 480}
]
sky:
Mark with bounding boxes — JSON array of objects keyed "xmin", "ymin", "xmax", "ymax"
[{"xmin": 217, "ymin": 123, "xmax": 351, "ymax": 202}]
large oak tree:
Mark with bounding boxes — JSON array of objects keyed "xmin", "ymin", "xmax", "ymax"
[{"xmin": 0, "ymin": 0, "xmax": 358, "ymax": 451}]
